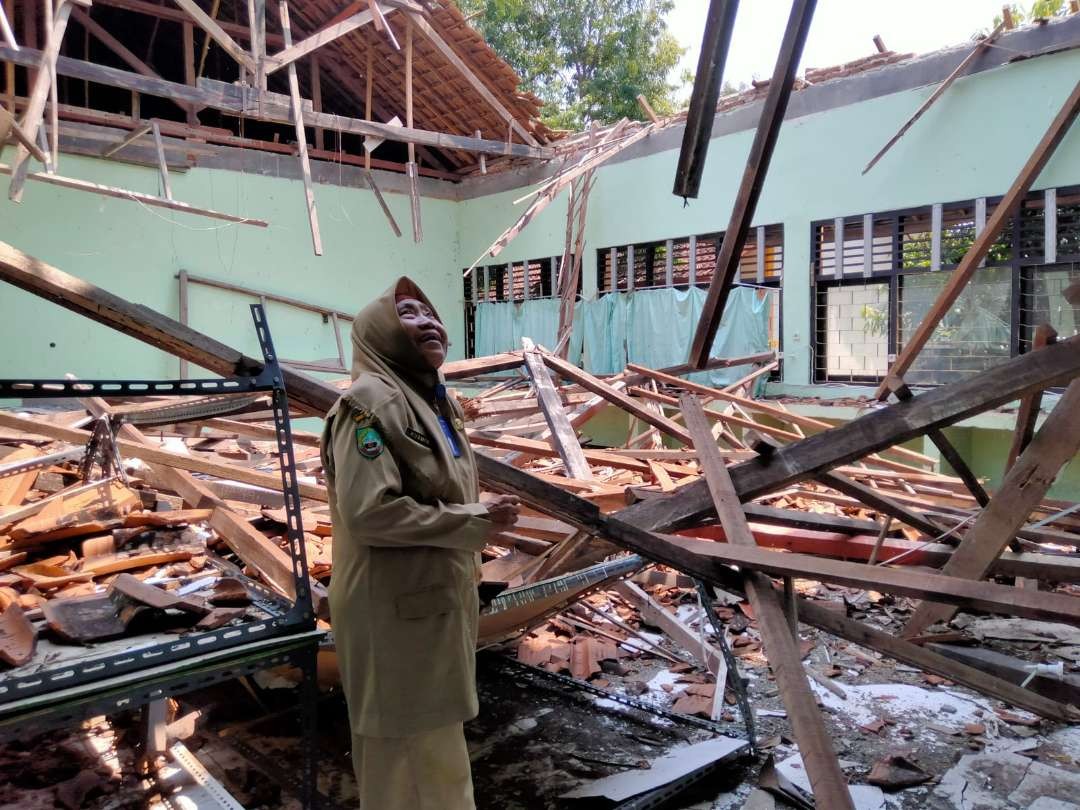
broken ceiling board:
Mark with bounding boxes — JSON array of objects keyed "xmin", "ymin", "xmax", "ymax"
[{"xmin": 561, "ymin": 736, "xmax": 748, "ymax": 801}]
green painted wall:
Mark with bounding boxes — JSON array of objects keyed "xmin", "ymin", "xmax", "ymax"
[
  {"xmin": 0, "ymin": 148, "xmax": 465, "ymax": 379},
  {"xmin": 457, "ymin": 49, "xmax": 1080, "ymax": 387},
  {"xmin": 1, "ymin": 45, "xmax": 1078, "ymax": 498}
]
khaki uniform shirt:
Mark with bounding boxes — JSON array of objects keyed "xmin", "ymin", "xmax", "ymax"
[{"xmin": 322, "ymin": 373, "xmax": 489, "ymax": 738}]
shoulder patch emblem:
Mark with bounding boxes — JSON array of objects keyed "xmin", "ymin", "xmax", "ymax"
[
  {"xmin": 355, "ymin": 426, "xmax": 385, "ymax": 459},
  {"xmin": 405, "ymin": 427, "xmax": 433, "ymax": 448}
]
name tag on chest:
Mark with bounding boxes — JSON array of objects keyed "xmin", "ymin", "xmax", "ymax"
[{"xmin": 437, "ymin": 415, "xmax": 462, "ymax": 458}]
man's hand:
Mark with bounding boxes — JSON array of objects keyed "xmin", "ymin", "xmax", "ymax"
[{"xmin": 484, "ymin": 494, "xmax": 520, "ymax": 532}]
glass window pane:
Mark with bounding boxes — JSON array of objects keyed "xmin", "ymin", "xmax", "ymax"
[
  {"xmin": 900, "ymin": 266, "xmax": 1013, "ymax": 385},
  {"xmin": 1024, "ymin": 263, "xmax": 1080, "ymax": 347},
  {"xmin": 816, "ymin": 282, "xmax": 890, "ymax": 382}
]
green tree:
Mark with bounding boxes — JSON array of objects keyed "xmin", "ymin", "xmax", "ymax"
[
  {"xmin": 458, "ymin": 0, "xmax": 685, "ymax": 130},
  {"xmin": 979, "ymin": 0, "xmax": 1070, "ymax": 35}
]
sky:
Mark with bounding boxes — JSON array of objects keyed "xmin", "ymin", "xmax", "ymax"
[{"xmin": 666, "ymin": 0, "xmax": 1009, "ymax": 100}]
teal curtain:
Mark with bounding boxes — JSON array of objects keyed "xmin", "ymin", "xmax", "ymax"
[
  {"xmin": 474, "ymin": 299, "xmax": 582, "ymax": 363},
  {"xmin": 472, "ymin": 287, "xmax": 772, "ymax": 389}
]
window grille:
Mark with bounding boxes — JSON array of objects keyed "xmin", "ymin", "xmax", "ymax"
[{"xmin": 813, "ymin": 185, "xmax": 1080, "ymax": 384}]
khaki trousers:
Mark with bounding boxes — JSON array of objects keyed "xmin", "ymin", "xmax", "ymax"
[{"xmin": 351, "ymin": 722, "xmax": 476, "ymax": 810}]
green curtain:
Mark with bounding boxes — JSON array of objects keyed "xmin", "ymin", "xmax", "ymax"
[
  {"xmin": 474, "ymin": 298, "xmax": 583, "ymax": 363},
  {"xmin": 473, "ymin": 287, "xmax": 772, "ymax": 388}
]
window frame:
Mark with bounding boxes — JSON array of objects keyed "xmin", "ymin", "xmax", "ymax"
[{"xmin": 812, "ymin": 186, "xmax": 1080, "ymax": 385}]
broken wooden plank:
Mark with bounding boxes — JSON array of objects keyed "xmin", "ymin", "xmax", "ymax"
[
  {"xmin": 171, "ymin": 0, "xmax": 257, "ymax": 72},
  {"xmin": 0, "ymin": 43, "xmax": 554, "ymax": 160},
  {"xmin": 404, "ymin": 9, "xmax": 539, "ymax": 147},
  {"xmin": 541, "ymin": 353, "xmax": 693, "ymax": 445},
  {"xmin": 660, "ymin": 532, "xmax": 1080, "ymax": 626},
  {"xmin": 0, "ymin": 241, "xmax": 337, "ymax": 414},
  {"xmin": 672, "ymin": 0, "xmax": 738, "ymax": 198},
  {"xmin": 279, "ymin": 0, "xmax": 323, "ymax": 255},
  {"xmin": 0, "ymin": 105, "xmax": 49, "ymax": 164},
  {"xmin": 264, "ymin": 4, "xmax": 377, "ymax": 73},
  {"xmin": 7, "ymin": 0, "xmax": 73, "ymax": 201},
  {"xmin": 0, "ymin": 162, "xmax": 269, "ymax": 226},
  {"xmin": 816, "ymin": 471, "xmax": 943, "ymax": 538},
  {"xmin": 687, "ymin": 0, "xmax": 816, "ymax": 366},
  {"xmin": 878, "ymin": 79, "xmax": 1080, "ymax": 396},
  {"xmin": 678, "ymin": 392, "xmax": 854, "ymax": 810},
  {"xmin": 614, "ymin": 580, "xmax": 723, "ymax": 674},
  {"xmin": 1006, "ymin": 324, "xmax": 1057, "ymax": 471},
  {"xmin": 902, "ymin": 378, "xmax": 1080, "ymax": 638},
  {"xmin": 0, "ymin": 447, "xmax": 42, "ymax": 507},
  {"xmin": 862, "ymin": 22, "xmax": 1005, "ymax": 174},
  {"xmin": 612, "ymin": 336, "xmax": 1080, "ymax": 535},
  {"xmin": 883, "ymin": 375, "xmax": 989, "ymax": 506},
  {"xmin": 0, "ymin": 412, "xmax": 328, "ymax": 502},
  {"xmin": 521, "ymin": 339, "xmax": 592, "ymax": 480}
]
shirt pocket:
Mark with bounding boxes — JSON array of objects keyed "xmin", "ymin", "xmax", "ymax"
[{"xmin": 395, "ymin": 583, "xmax": 460, "ymax": 620}]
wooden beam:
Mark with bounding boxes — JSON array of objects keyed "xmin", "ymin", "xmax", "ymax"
[
  {"xmin": 614, "ymin": 580, "xmax": 723, "ymax": 673},
  {"xmin": 661, "ymin": 532, "xmax": 1080, "ymax": 625},
  {"xmin": 541, "ymin": 353, "xmax": 693, "ymax": 445},
  {"xmin": 151, "ymin": 120, "xmax": 172, "ymax": 200},
  {"xmin": 70, "ymin": 7, "xmax": 192, "ymax": 118},
  {"xmin": 475, "ymin": 451, "xmax": 1080, "ymax": 724},
  {"xmin": 521, "ymin": 340, "xmax": 592, "ymax": 480},
  {"xmin": 902, "ymin": 379, "xmax": 1080, "ymax": 637},
  {"xmin": 7, "ymin": 0, "xmax": 72, "ymax": 201},
  {"xmin": 247, "ymin": 0, "xmax": 266, "ymax": 89},
  {"xmin": 310, "ymin": 54, "xmax": 323, "ymax": 150},
  {"xmin": 0, "ymin": 104, "xmax": 48, "ymax": 163},
  {"xmin": 816, "ymin": 470, "xmax": 944, "ymax": 538},
  {"xmin": 678, "ymin": 393, "xmax": 854, "ymax": 810},
  {"xmin": 688, "ymin": 0, "xmax": 816, "ymax": 366},
  {"xmin": 0, "ymin": 43, "xmax": 554, "ymax": 159},
  {"xmin": 404, "ymin": 9, "xmax": 539, "ymax": 147},
  {"xmin": 171, "ymin": 0, "xmax": 257, "ymax": 73},
  {"xmin": 404, "ymin": 16, "xmax": 421, "ymax": 242},
  {"xmin": 862, "ymin": 22, "xmax": 1005, "ymax": 174},
  {"xmin": 878, "ymin": 79, "xmax": 1080, "ymax": 397},
  {"xmin": 884, "ymin": 375, "xmax": 989, "ymax": 506},
  {"xmin": 279, "ymin": 0, "xmax": 322, "ymax": 255},
  {"xmin": 798, "ymin": 599, "xmax": 1079, "ymax": 723},
  {"xmin": 1006, "ymin": 324, "xmax": 1057, "ymax": 470},
  {"xmin": 635, "ymin": 93, "xmax": 659, "ymax": 123},
  {"xmin": 612, "ymin": 336, "xmax": 1080, "ymax": 535},
  {"xmin": 0, "ymin": 411, "xmax": 329, "ymax": 502},
  {"xmin": 0, "ymin": 1, "xmax": 15, "ymax": 51},
  {"xmin": 625, "ymin": 362, "xmax": 936, "ymax": 468},
  {"xmin": 672, "ymin": 0, "xmax": 738, "ymax": 199},
  {"xmin": 74, "ymin": 392, "xmax": 322, "ymax": 608},
  {"xmin": 0, "ymin": 161, "xmax": 268, "ymax": 226},
  {"xmin": 264, "ymin": 5, "xmax": 376, "ymax": 74},
  {"xmin": 0, "ymin": 240, "xmax": 340, "ymax": 418}
]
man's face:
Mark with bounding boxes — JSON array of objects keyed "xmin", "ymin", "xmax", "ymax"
[{"xmin": 396, "ymin": 297, "xmax": 448, "ymax": 369}]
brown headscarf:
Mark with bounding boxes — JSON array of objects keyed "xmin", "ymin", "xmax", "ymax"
[
  {"xmin": 350, "ymin": 276, "xmax": 444, "ymax": 394},
  {"xmin": 347, "ymin": 277, "xmax": 473, "ymax": 482}
]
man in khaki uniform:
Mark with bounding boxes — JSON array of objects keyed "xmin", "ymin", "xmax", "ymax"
[{"xmin": 321, "ymin": 277, "xmax": 519, "ymax": 809}]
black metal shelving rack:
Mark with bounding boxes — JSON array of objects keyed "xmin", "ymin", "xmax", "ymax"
[{"xmin": 0, "ymin": 304, "xmax": 323, "ymax": 807}]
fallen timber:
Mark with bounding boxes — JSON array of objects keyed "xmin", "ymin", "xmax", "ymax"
[
  {"xmin": 4, "ymin": 241, "xmax": 1080, "ymax": 734},
  {"xmin": 614, "ymin": 336, "xmax": 1080, "ymax": 533},
  {"xmin": 477, "ymin": 453, "xmax": 1080, "ymax": 723}
]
